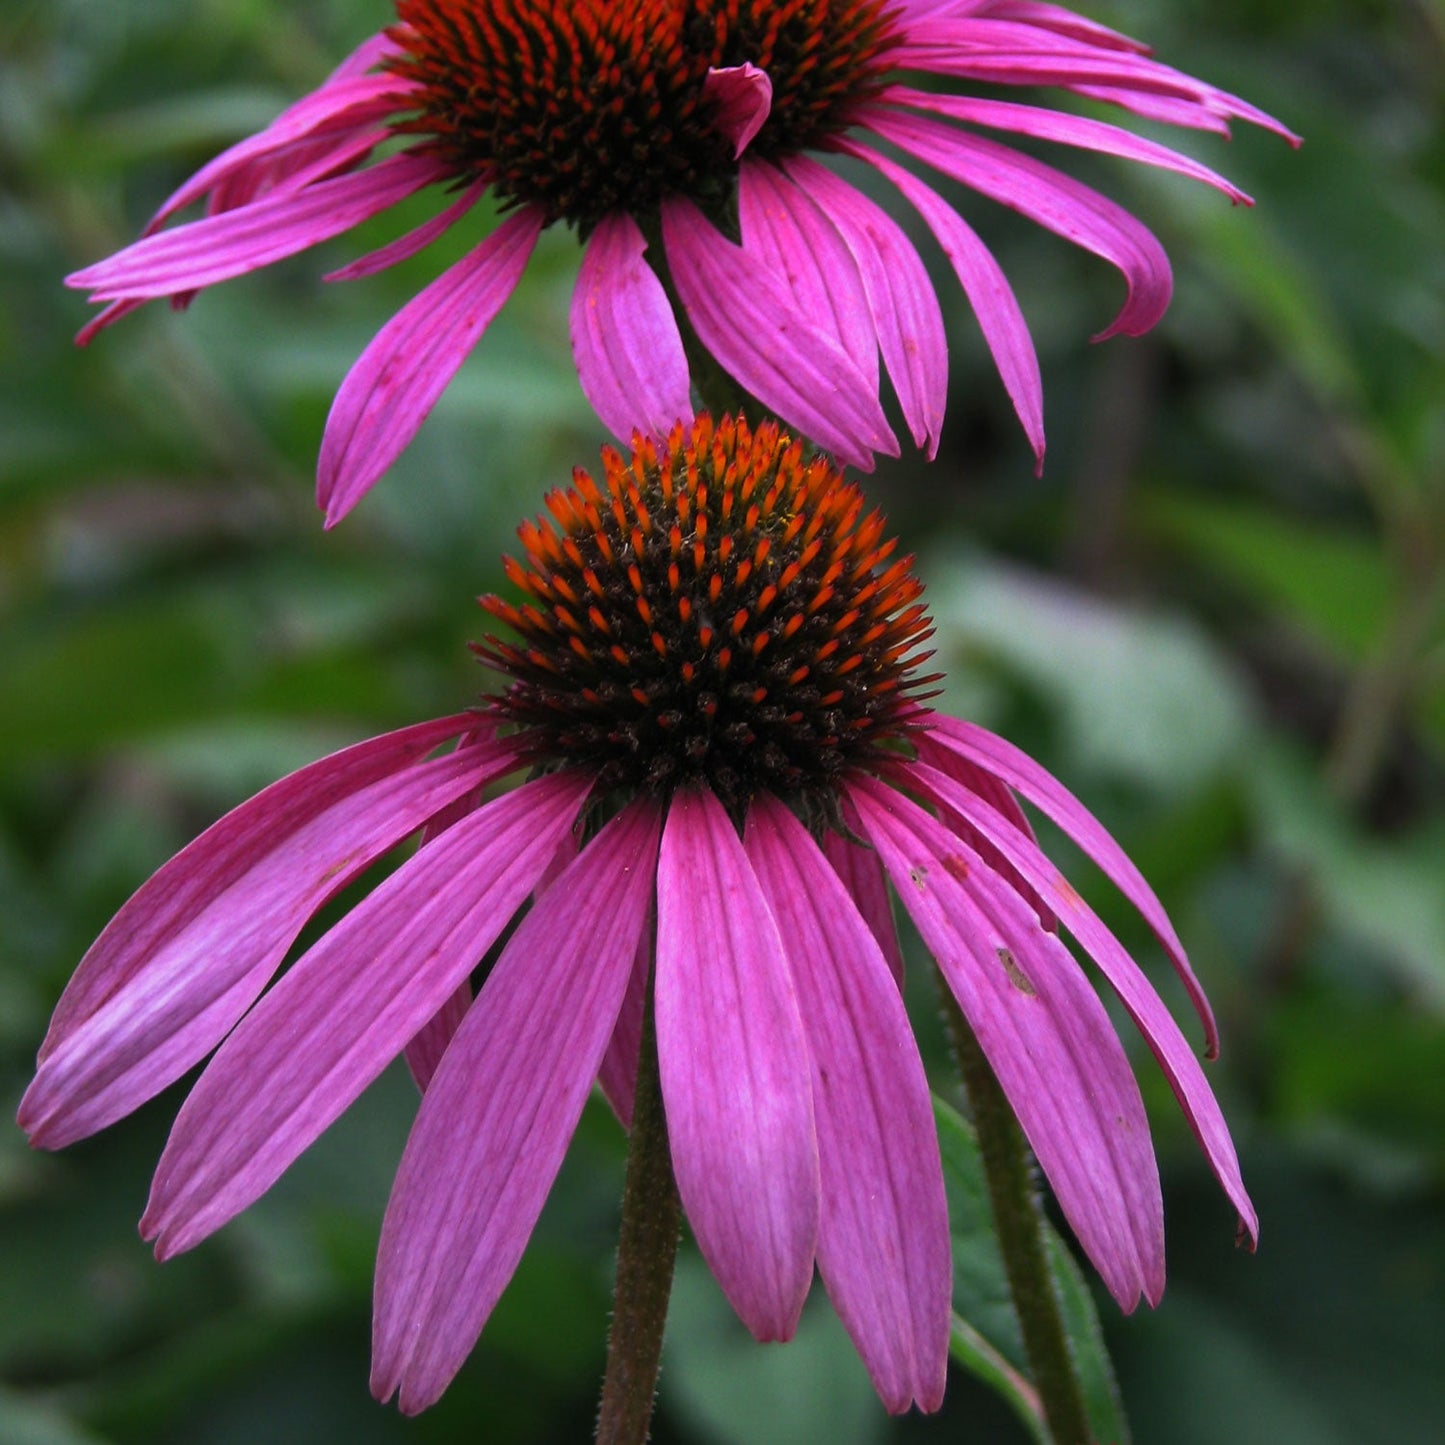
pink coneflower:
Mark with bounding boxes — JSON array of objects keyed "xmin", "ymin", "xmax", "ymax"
[
  {"xmin": 18, "ymin": 416, "xmax": 1256, "ymax": 1415},
  {"xmin": 68, "ymin": 1, "xmax": 1294, "ymax": 522}
]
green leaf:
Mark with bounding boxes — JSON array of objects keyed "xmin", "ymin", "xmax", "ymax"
[
  {"xmin": 936, "ymin": 1096, "xmax": 1130, "ymax": 1445},
  {"xmin": 1141, "ymin": 493, "xmax": 1395, "ymax": 664}
]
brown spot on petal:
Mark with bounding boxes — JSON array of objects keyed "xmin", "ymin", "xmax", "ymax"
[
  {"xmin": 943, "ymin": 854, "xmax": 969, "ymax": 882},
  {"xmin": 1055, "ymin": 874, "xmax": 1084, "ymax": 908},
  {"xmin": 909, "ymin": 866, "xmax": 928, "ymax": 889},
  {"xmin": 997, "ymin": 947, "xmax": 1037, "ymax": 996}
]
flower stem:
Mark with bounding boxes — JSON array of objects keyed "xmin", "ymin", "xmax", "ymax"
[
  {"xmin": 596, "ymin": 970, "xmax": 680, "ymax": 1445},
  {"xmin": 939, "ymin": 982, "xmax": 1095, "ymax": 1445}
]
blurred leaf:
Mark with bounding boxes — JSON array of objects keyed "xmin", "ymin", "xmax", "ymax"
[
  {"xmin": 0, "ymin": 1389, "xmax": 108, "ymax": 1445},
  {"xmin": 1248, "ymin": 741, "xmax": 1445, "ymax": 1009},
  {"xmin": 936, "ymin": 1098, "xmax": 1130, "ymax": 1445},
  {"xmin": 931, "ymin": 558, "xmax": 1253, "ymax": 794},
  {"xmin": 1141, "ymin": 493, "xmax": 1395, "ymax": 663}
]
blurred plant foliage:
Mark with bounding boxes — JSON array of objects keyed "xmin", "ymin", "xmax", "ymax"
[{"xmin": 2, "ymin": 1, "xmax": 1442, "ymax": 1442}]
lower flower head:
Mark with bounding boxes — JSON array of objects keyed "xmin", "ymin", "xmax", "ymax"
[
  {"xmin": 66, "ymin": 2, "xmax": 1297, "ymax": 519},
  {"xmin": 19, "ymin": 420, "xmax": 1257, "ymax": 1416},
  {"xmin": 476, "ymin": 414, "xmax": 935, "ymax": 813}
]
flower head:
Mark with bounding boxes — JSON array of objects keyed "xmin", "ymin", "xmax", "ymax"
[
  {"xmin": 69, "ymin": 2, "xmax": 1294, "ymax": 521},
  {"xmin": 19, "ymin": 417, "xmax": 1256, "ymax": 1415}
]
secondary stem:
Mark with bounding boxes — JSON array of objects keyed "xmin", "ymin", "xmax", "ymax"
[
  {"xmin": 596, "ymin": 970, "xmax": 681, "ymax": 1445},
  {"xmin": 940, "ymin": 982, "xmax": 1095, "ymax": 1445}
]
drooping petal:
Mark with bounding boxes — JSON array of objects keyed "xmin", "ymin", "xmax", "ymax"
[
  {"xmin": 68, "ymin": 151, "xmax": 448, "ymax": 300},
  {"xmin": 317, "ymin": 205, "xmax": 544, "ymax": 525},
  {"xmin": 905, "ymin": 759, "xmax": 1257, "ymax": 1247},
  {"xmin": 849, "ymin": 775, "xmax": 1165, "ymax": 1310},
  {"xmin": 842, "ymin": 138, "xmax": 1044, "ymax": 471},
  {"xmin": 19, "ymin": 718, "xmax": 512, "ymax": 1149},
  {"xmin": 913, "ymin": 731, "xmax": 1056, "ymax": 931},
  {"xmin": 146, "ymin": 73, "xmax": 418, "ymax": 232},
  {"xmin": 923, "ymin": 713, "xmax": 1218, "ymax": 1054},
  {"xmin": 783, "ymin": 156, "xmax": 947, "ymax": 456},
  {"xmin": 661, "ymin": 196, "xmax": 898, "ymax": 469},
  {"xmin": 372, "ymin": 800, "xmax": 661, "ymax": 1414},
  {"xmin": 746, "ymin": 797, "xmax": 949, "ymax": 1414},
  {"xmin": 326, "ymin": 179, "xmax": 488, "ymax": 282},
  {"xmin": 569, "ymin": 211, "xmax": 692, "ymax": 443},
  {"xmin": 655, "ymin": 787, "xmax": 819, "ymax": 1340},
  {"xmin": 704, "ymin": 63, "xmax": 773, "ymax": 158},
  {"xmin": 738, "ymin": 159, "xmax": 877, "ymax": 390},
  {"xmin": 881, "ymin": 87, "xmax": 1251, "ymax": 203},
  {"xmin": 139, "ymin": 769, "xmax": 592, "ymax": 1258},
  {"xmin": 820, "ymin": 803, "xmax": 905, "ymax": 989},
  {"xmin": 859, "ymin": 105, "xmax": 1172, "ymax": 339},
  {"xmin": 596, "ymin": 907, "xmax": 652, "ymax": 1129}
]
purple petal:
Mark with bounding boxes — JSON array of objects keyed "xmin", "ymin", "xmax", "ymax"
[
  {"xmin": 923, "ymin": 713, "xmax": 1218, "ymax": 1054},
  {"xmin": 326, "ymin": 179, "xmax": 488, "ymax": 282},
  {"xmin": 843, "ymin": 138, "xmax": 1044, "ymax": 470},
  {"xmin": 975, "ymin": 1, "xmax": 1147, "ymax": 52},
  {"xmin": 147, "ymin": 73, "xmax": 416, "ymax": 232},
  {"xmin": 317, "ymin": 205, "xmax": 543, "ymax": 526},
  {"xmin": 68, "ymin": 151, "xmax": 447, "ymax": 300},
  {"xmin": 860, "ymin": 105, "xmax": 1172, "ymax": 339},
  {"xmin": 783, "ymin": 156, "xmax": 947, "ymax": 456},
  {"xmin": 849, "ymin": 774, "xmax": 1165, "ymax": 1310},
  {"xmin": 660, "ymin": 196, "xmax": 898, "ymax": 469},
  {"xmin": 569, "ymin": 211, "xmax": 692, "ymax": 443},
  {"xmin": 19, "ymin": 718, "xmax": 512, "ymax": 1149},
  {"xmin": 906, "ymin": 760, "xmax": 1257, "ymax": 1248},
  {"xmin": 820, "ymin": 802, "xmax": 905, "ymax": 989},
  {"xmin": 738, "ymin": 159, "xmax": 878, "ymax": 390},
  {"xmin": 404, "ymin": 983, "xmax": 471, "ymax": 1095},
  {"xmin": 746, "ymin": 797, "xmax": 949, "ymax": 1413},
  {"xmin": 596, "ymin": 911, "xmax": 651, "ymax": 1128},
  {"xmin": 326, "ymin": 29, "xmax": 405, "ymax": 81},
  {"xmin": 704, "ymin": 63, "xmax": 774, "ymax": 158},
  {"xmin": 882, "ymin": 86, "xmax": 1251, "ymax": 203},
  {"xmin": 139, "ymin": 769, "xmax": 592, "ymax": 1258},
  {"xmin": 914, "ymin": 731, "xmax": 1057, "ymax": 931},
  {"xmin": 655, "ymin": 787, "xmax": 819, "ymax": 1340},
  {"xmin": 372, "ymin": 800, "xmax": 661, "ymax": 1413}
]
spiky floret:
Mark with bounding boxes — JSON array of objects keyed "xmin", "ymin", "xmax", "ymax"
[
  {"xmin": 388, "ymin": 0, "xmax": 896, "ymax": 228},
  {"xmin": 476, "ymin": 414, "xmax": 936, "ymax": 813}
]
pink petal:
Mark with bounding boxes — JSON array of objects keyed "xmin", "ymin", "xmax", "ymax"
[
  {"xmin": 317, "ymin": 205, "xmax": 543, "ymax": 525},
  {"xmin": 820, "ymin": 802, "xmax": 905, "ymax": 989},
  {"xmin": 139, "ymin": 769, "xmax": 592, "ymax": 1258},
  {"xmin": 849, "ymin": 774, "xmax": 1165, "ymax": 1310},
  {"xmin": 746, "ymin": 797, "xmax": 949, "ymax": 1414},
  {"xmin": 660, "ymin": 196, "xmax": 898, "ymax": 469},
  {"xmin": 860, "ymin": 105, "xmax": 1172, "ymax": 340},
  {"xmin": 325, "ymin": 179, "xmax": 488, "ymax": 282},
  {"xmin": 843, "ymin": 138, "xmax": 1044, "ymax": 470},
  {"xmin": 596, "ymin": 910, "xmax": 652, "ymax": 1129},
  {"xmin": 68, "ymin": 151, "xmax": 447, "ymax": 300},
  {"xmin": 704, "ymin": 63, "xmax": 774, "ymax": 158},
  {"xmin": 655, "ymin": 787, "xmax": 819, "ymax": 1340},
  {"xmin": 783, "ymin": 156, "xmax": 947, "ymax": 456},
  {"xmin": 738, "ymin": 159, "xmax": 878, "ymax": 391},
  {"xmin": 19, "ymin": 718, "xmax": 512, "ymax": 1149},
  {"xmin": 372, "ymin": 800, "xmax": 662, "ymax": 1413},
  {"xmin": 569, "ymin": 211, "xmax": 692, "ymax": 443},
  {"xmin": 914, "ymin": 731, "xmax": 1057, "ymax": 931},
  {"xmin": 882, "ymin": 86, "xmax": 1251, "ymax": 203},
  {"xmin": 923, "ymin": 713, "xmax": 1219, "ymax": 1055},
  {"xmin": 325, "ymin": 29, "xmax": 405, "ymax": 82},
  {"xmin": 906, "ymin": 759, "xmax": 1257, "ymax": 1248},
  {"xmin": 975, "ymin": 1, "xmax": 1147, "ymax": 52},
  {"xmin": 147, "ymin": 73, "xmax": 416, "ymax": 232}
]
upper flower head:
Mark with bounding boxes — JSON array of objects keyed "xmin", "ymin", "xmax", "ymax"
[
  {"xmin": 19, "ymin": 416, "xmax": 1256, "ymax": 1416},
  {"xmin": 67, "ymin": 1, "xmax": 1296, "ymax": 521}
]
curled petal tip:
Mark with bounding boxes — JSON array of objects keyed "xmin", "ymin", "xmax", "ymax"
[{"xmin": 705, "ymin": 63, "xmax": 774, "ymax": 158}]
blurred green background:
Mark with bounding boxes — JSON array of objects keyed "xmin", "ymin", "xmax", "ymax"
[{"xmin": 2, "ymin": 1, "xmax": 1442, "ymax": 1441}]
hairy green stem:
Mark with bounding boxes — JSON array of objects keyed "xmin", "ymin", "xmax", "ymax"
[
  {"xmin": 596, "ymin": 971, "xmax": 681, "ymax": 1445},
  {"xmin": 940, "ymin": 982, "xmax": 1095, "ymax": 1445}
]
